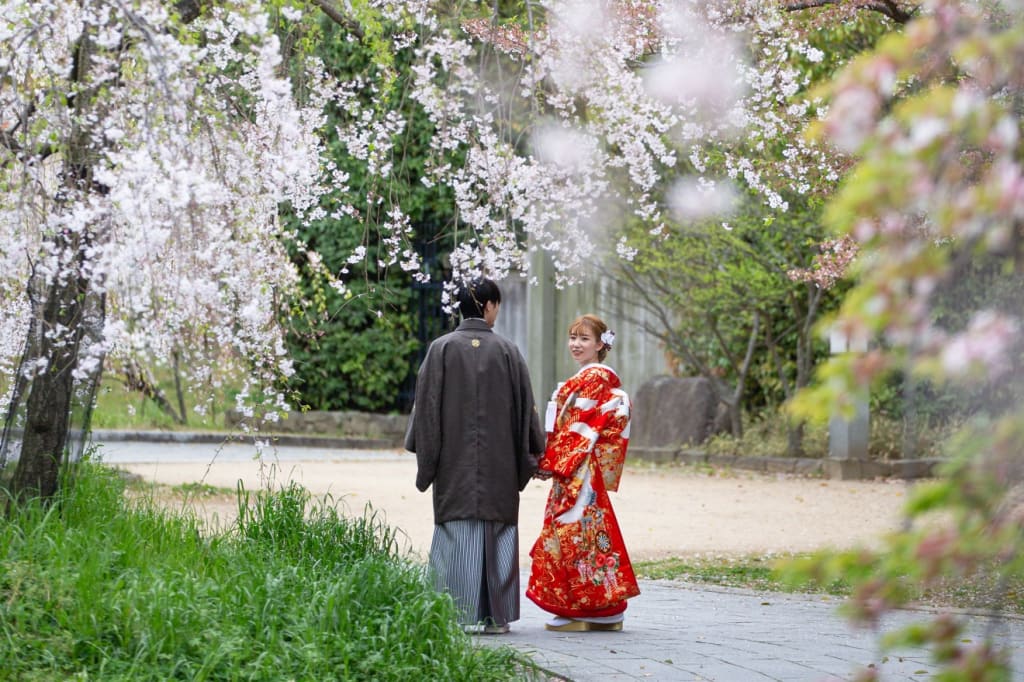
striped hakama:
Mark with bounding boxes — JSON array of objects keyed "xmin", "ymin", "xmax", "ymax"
[{"xmin": 429, "ymin": 519, "xmax": 520, "ymax": 626}]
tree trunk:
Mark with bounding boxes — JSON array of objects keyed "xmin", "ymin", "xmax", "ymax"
[
  {"xmin": 9, "ymin": 271, "xmax": 87, "ymax": 502},
  {"xmin": 173, "ymin": 350, "xmax": 188, "ymax": 426},
  {"xmin": 901, "ymin": 374, "xmax": 917, "ymax": 460},
  {"xmin": 788, "ymin": 318, "xmax": 810, "ymax": 457},
  {"xmin": 783, "ymin": 283, "xmax": 824, "ymax": 457},
  {"xmin": 7, "ymin": 28, "xmax": 98, "ymax": 503},
  {"xmin": 728, "ymin": 400, "xmax": 743, "ymax": 438},
  {"xmin": 786, "ymin": 420, "xmax": 805, "ymax": 457},
  {"xmin": 724, "ymin": 311, "xmax": 760, "ymax": 440}
]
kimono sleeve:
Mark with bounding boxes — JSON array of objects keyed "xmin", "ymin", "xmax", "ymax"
[
  {"xmin": 594, "ymin": 387, "xmax": 630, "ymax": 492},
  {"xmin": 539, "ymin": 372, "xmax": 607, "ymax": 479},
  {"xmin": 410, "ymin": 343, "xmax": 444, "ymax": 492}
]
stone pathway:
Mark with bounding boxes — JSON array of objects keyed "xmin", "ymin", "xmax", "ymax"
[{"xmin": 476, "ymin": 577, "xmax": 1024, "ymax": 681}]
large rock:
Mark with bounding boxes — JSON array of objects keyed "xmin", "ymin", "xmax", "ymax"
[{"xmin": 630, "ymin": 375, "xmax": 721, "ymax": 448}]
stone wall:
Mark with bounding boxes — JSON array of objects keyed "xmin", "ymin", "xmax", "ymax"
[{"xmin": 228, "ymin": 410, "xmax": 409, "ymax": 448}]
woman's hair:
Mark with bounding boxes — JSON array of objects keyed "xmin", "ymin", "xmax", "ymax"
[{"xmin": 568, "ymin": 314, "xmax": 610, "ymax": 362}]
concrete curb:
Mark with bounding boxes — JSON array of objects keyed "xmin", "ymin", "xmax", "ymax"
[
  {"xmin": 88, "ymin": 430, "xmax": 942, "ymax": 477},
  {"xmin": 86, "ymin": 432, "xmax": 944, "ymax": 480},
  {"xmin": 628, "ymin": 446, "xmax": 945, "ymax": 480},
  {"xmin": 87, "ymin": 429, "xmax": 393, "ymax": 451}
]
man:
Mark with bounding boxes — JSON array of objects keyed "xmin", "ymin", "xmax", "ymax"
[{"xmin": 405, "ymin": 278, "xmax": 545, "ymax": 634}]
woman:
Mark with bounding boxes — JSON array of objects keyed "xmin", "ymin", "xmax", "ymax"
[{"xmin": 526, "ymin": 314, "xmax": 640, "ymax": 632}]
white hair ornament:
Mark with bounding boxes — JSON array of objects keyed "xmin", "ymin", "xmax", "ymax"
[{"xmin": 601, "ymin": 330, "xmax": 616, "ymax": 348}]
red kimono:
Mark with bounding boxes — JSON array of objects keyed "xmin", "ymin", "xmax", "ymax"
[{"xmin": 526, "ymin": 364, "xmax": 640, "ymax": 618}]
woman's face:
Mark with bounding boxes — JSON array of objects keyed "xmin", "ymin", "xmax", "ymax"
[{"xmin": 568, "ymin": 325, "xmax": 603, "ymax": 367}]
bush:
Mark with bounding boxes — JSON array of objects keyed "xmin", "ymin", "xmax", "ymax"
[
  {"xmin": 701, "ymin": 408, "xmax": 958, "ymax": 460},
  {"xmin": 285, "ymin": 279, "xmax": 420, "ymax": 413}
]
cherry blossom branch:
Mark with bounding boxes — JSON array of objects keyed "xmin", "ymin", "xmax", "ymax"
[
  {"xmin": 780, "ymin": 0, "xmax": 919, "ymax": 23},
  {"xmin": 0, "ymin": 125, "xmax": 54, "ymax": 162}
]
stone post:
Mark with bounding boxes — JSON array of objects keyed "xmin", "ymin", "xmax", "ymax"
[{"xmin": 827, "ymin": 328, "xmax": 871, "ymax": 478}]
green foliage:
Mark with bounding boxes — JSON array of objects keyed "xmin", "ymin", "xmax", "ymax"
[
  {"xmin": 702, "ymin": 412, "xmax": 824, "ymax": 457},
  {"xmin": 777, "ymin": 414, "xmax": 1024, "ymax": 679},
  {"xmin": 287, "ymin": 279, "xmax": 420, "ymax": 411},
  {"xmin": 700, "ymin": 407, "xmax": 956, "ymax": 460},
  {"xmin": 798, "ymin": 12, "xmax": 893, "ymax": 82},
  {"xmin": 281, "ymin": 11, "xmax": 462, "ymax": 412},
  {"xmin": 623, "ymin": 192, "xmax": 843, "ymax": 411},
  {"xmin": 795, "ymin": 9, "xmax": 900, "ymax": 110},
  {"xmin": 0, "ymin": 462, "xmax": 522, "ymax": 680}
]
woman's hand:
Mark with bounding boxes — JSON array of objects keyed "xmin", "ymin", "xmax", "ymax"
[{"xmin": 534, "ymin": 468, "xmax": 554, "ymax": 481}]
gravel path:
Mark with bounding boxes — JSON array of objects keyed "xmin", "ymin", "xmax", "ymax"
[{"xmin": 102, "ymin": 439, "xmax": 911, "ymax": 563}]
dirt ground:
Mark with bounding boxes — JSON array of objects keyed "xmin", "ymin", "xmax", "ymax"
[{"xmin": 118, "ymin": 454, "xmax": 914, "ymax": 565}]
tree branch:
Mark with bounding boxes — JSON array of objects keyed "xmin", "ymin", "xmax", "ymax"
[
  {"xmin": 781, "ymin": 0, "xmax": 918, "ymax": 24},
  {"xmin": 120, "ymin": 360, "xmax": 187, "ymax": 425},
  {"xmin": 174, "ymin": 0, "xmax": 205, "ymax": 24},
  {"xmin": 311, "ymin": 0, "xmax": 365, "ymax": 40},
  {"xmin": 730, "ymin": 311, "xmax": 760, "ymax": 406},
  {"xmin": 764, "ymin": 314, "xmax": 795, "ymax": 400},
  {"xmin": 614, "ymin": 264, "xmax": 735, "ymax": 403}
]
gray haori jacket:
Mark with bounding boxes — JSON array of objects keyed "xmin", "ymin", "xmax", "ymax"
[{"xmin": 406, "ymin": 318, "xmax": 545, "ymax": 525}]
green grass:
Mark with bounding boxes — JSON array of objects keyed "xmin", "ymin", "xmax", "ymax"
[
  {"xmin": 0, "ymin": 462, "xmax": 528, "ymax": 681},
  {"xmin": 636, "ymin": 554, "xmax": 1024, "ymax": 614},
  {"xmin": 89, "ymin": 378, "xmax": 235, "ymax": 432},
  {"xmin": 635, "ymin": 554, "xmax": 850, "ymax": 595},
  {"xmin": 171, "ymin": 481, "xmax": 236, "ymax": 498}
]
